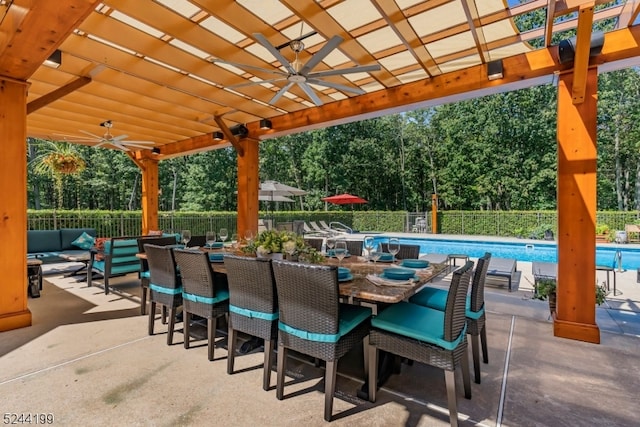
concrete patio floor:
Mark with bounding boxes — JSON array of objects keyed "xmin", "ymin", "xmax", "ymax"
[{"xmin": 1, "ymin": 260, "xmax": 639, "ymax": 426}]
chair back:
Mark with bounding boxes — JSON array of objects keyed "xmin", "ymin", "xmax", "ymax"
[
  {"xmin": 470, "ymin": 253, "xmax": 491, "ymax": 313},
  {"xmin": 224, "ymin": 255, "xmax": 277, "ymax": 314},
  {"xmin": 138, "ymin": 236, "xmax": 178, "ymax": 271},
  {"xmin": 381, "ymin": 243, "xmax": 420, "ymax": 259},
  {"xmin": 344, "ymin": 240, "xmax": 363, "ymax": 256},
  {"xmin": 187, "ymin": 235, "xmax": 206, "ymax": 247},
  {"xmin": 144, "ymin": 244, "xmax": 180, "ymax": 290},
  {"xmin": 272, "ymin": 260, "xmax": 340, "ymax": 336},
  {"xmin": 304, "ymin": 237, "xmax": 324, "ymax": 252},
  {"xmin": 443, "ymin": 261, "xmax": 473, "ymax": 342},
  {"xmin": 172, "ymin": 249, "xmax": 218, "ymax": 298}
]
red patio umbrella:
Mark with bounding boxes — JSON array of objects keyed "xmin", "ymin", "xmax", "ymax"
[{"xmin": 322, "ymin": 193, "xmax": 367, "ymax": 205}]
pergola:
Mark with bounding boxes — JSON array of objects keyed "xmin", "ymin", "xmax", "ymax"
[{"xmin": 3, "ymin": 0, "xmax": 640, "ymax": 343}]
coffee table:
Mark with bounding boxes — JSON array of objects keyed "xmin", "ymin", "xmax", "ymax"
[{"xmin": 58, "ymin": 252, "xmax": 92, "ymax": 278}]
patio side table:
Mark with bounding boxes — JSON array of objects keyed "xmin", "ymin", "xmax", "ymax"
[{"xmin": 27, "ymin": 258, "xmax": 43, "ymax": 298}]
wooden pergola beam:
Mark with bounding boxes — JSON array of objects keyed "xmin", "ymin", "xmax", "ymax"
[
  {"xmin": 26, "ymin": 76, "xmax": 91, "ymax": 114},
  {"xmin": 214, "ymin": 115, "xmax": 244, "ymax": 157},
  {"xmin": 571, "ymin": 3, "xmax": 595, "ymax": 105}
]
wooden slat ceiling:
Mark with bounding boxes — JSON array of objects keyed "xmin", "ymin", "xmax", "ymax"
[{"xmin": 2, "ymin": 0, "xmax": 640, "ymax": 158}]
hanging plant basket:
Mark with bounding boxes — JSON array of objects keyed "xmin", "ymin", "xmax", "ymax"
[{"xmin": 43, "ymin": 153, "xmax": 86, "ymax": 175}]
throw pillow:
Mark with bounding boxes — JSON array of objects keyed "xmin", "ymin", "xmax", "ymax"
[
  {"xmin": 93, "ymin": 237, "xmax": 109, "ymax": 261},
  {"xmin": 71, "ymin": 232, "xmax": 95, "ymax": 250}
]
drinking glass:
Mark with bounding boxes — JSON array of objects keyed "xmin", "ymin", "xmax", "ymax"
[
  {"xmin": 326, "ymin": 237, "xmax": 335, "ymax": 255},
  {"xmin": 181, "ymin": 230, "xmax": 191, "ymax": 247},
  {"xmin": 370, "ymin": 243, "xmax": 382, "ymax": 274},
  {"xmin": 231, "ymin": 233, "xmax": 239, "ymax": 251},
  {"xmin": 205, "ymin": 231, "xmax": 216, "ymax": 248},
  {"xmin": 244, "ymin": 229, "xmax": 254, "ymax": 243},
  {"xmin": 388, "ymin": 238, "xmax": 400, "ymax": 264},
  {"xmin": 334, "ymin": 241, "xmax": 347, "ymax": 267},
  {"xmin": 363, "ymin": 236, "xmax": 375, "ymax": 261},
  {"xmin": 219, "ymin": 228, "xmax": 229, "ymax": 250}
]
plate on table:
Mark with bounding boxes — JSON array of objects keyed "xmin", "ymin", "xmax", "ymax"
[
  {"xmin": 326, "ymin": 249, "xmax": 350, "ymax": 258},
  {"xmin": 338, "ymin": 273, "xmax": 353, "ymax": 282},
  {"xmin": 382, "ymin": 267, "xmax": 416, "ymax": 281},
  {"xmin": 208, "ymin": 253, "xmax": 225, "ymax": 263},
  {"xmin": 373, "ymin": 252, "xmax": 394, "ymax": 262},
  {"xmin": 379, "ymin": 272, "xmax": 418, "ymax": 282},
  {"xmin": 401, "ymin": 259, "xmax": 429, "ymax": 269},
  {"xmin": 338, "ymin": 267, "xmax": 351, "ymax": 279}
]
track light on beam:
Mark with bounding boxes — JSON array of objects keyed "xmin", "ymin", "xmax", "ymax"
[
  {"xmin": 212, "ymin": 131, "xmax": 224, "ymax": 140},
  {"xmin": 487, "ymin": 60, "xmax": 503, "ymax": 81},
  {"xmin": 229, "ymin": 124, "xmax": 248, "ymax": 138},
  {"xmin": 43, "ymin": 49, "xmax": 62, "ymax": 68},
  {"xmin": 259, "ymin": 119, "xmax": 272, "ymax": 130},
  {"xmin": 151, "ymin": 147, "xmax": 161, "ymax": 154}
]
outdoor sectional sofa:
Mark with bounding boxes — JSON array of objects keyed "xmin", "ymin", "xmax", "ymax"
[{"xmin": 27, "ymin": 228, "xmax": 97, "ymax": 263}]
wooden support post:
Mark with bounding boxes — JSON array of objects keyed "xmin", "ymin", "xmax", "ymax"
[
  {"xmin": 0, "ymin": 78, "xmax": 32, "ymax": 332},
  {"xmin": 554, "ymin": 68, "xmax": 600, "ymax": 344},
  {"xmin": 236, "ymin": 138, "xmax": 259, "ymax": 239},
  {"xmin": 138, "ymin": 153, "xmax": 159, "ymax": 235},
  {"xmin": 431, "ymin": 194, "xmax": 438, "ymax": 234}
]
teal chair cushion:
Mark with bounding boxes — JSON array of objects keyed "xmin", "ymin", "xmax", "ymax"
[
  {"xmin": 140, "ymin": 270, "xmax": 150, "ymax": 279},
  {"xmin": 372, "ymin": 301, "xmax": 465, "ymax": 351},
  {"xmin": 183, "ymin": 289, "xmax": 229, "ymax": 304},
  {"xmin": 410, "ymin": 287, "xmax": 485, "ymax": 320},
  {"xmin": 92, "ymin": 259, "xmax": 141, "ymax": 275},
  {"xmin": 279, "ymin": 304, "xmax": 371, "ymax": 343}
]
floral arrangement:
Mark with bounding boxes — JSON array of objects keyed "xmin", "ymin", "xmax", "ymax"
[{"xmin": 242, "ymin": 230, "xmax": 325, "ymax": 264}]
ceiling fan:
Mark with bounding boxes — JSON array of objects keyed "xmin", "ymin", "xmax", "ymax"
[
  {"xmin": 54, "ymin": 120, "xmax": 155, "ymax": 151},
  {"xmin": 212, "ymin": 31, "xmax": 380, "ymax": 106}
]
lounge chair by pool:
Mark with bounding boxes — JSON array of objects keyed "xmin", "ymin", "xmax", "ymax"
[{"xmin": 486, "ymin": 257, "xmax": 518, "ymax": 291}]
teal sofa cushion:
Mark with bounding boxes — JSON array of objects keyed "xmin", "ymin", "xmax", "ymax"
[{"xmin": 27, "ymin": 230, "xmax": 62, "ymax": 253}]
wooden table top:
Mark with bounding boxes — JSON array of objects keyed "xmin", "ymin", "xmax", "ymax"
[{"xmin": 136, "ymin": 250, "xmax": 446, "ymax": 305}]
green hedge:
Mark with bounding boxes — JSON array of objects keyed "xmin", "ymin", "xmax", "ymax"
[{"xmin": 26, "ymin": 209, "xmax": 640, "ymax": 238}]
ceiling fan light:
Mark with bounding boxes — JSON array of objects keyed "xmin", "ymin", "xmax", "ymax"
[
  {"xmin": 259, "ymin": 119, "xmax": 272, "ymax": 130},
  {"xmin": 43, "ymin": 49, "xmax": 62, "ymax": 68}
]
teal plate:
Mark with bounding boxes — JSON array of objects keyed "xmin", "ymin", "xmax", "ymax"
[{"xmin": 338, "ymin": 274, "xmax": 353, "ymax": 282}]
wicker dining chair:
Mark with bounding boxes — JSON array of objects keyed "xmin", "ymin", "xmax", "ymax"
[
  {"xmin": 137, "ymin": 236, "xmax": 179, "ymax": 315},
  {"xmin": 173, "ymin": 249, "xmax": 229, "ymax": 361},
  {"xmin": 410, "ymin": 253, "xmax": 491, "ymax": 384},
  {"xmin": 380, "ymin": 242, "xmax": 420, "ymax": 259},
  {"xmin": 369, "ymin": 261, "xmax": 474, "ymax": 427},
  {"xmin": 224, "ymin": 255, "xmax": 278, "ymax": 390},
  {"xmin": 344, "ymin": 240, "xmax": 363, "ymax": 257},
  {"xmin": 145, "ymin": 244, "xmax": 183, "ymax": 345},
  {"xmin": 271, "ymin": 260, "xmax": 372, "ymax": 422},
  {"xmin": 303, "ymin": 237, "xmax": 324, "ymax": 252}
]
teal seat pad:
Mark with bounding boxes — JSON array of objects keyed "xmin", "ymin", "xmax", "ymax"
[
  {"xmin": 92, "ymin": 259, "xmax": 140, "ymax": 275},
  {"xmin": 279, "ymin": 304, "xmax": 371, "ymax": 343},
  {"xmin": 372, "ymin": 301, "xmax": 465, "ymax": 351},
  {"xmin": 230, "ymin": 304, "xmax": 278, "ymax": 321},
  {"xmin": 410, "ymin": 287, "xmax": 484, "ymax": 320}
]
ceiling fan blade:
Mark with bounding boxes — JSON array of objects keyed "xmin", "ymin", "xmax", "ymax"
[
  {"xmin": 52, "ymin": 132, "xmax": 94, "ymax": 141},
  {"xmin": 274, "ymin": 31, "xmax": 318, "ymax": 50},
  {"xmin": 112, "ymin": 134, "xmax": 129, "ymax": 142},
  {"xmin": 211, "ymin": 58, "xmax": 287, "ymax": 76},
  {"xmin": 79, "ymin": 130, "xmax": 103, "ymax": 140},
  {"xmin": 307, "ymin": 78, "xmax": 365, "ymax": 95},
  {"xmin": 229, "ymin": 77, "xmax": 287, "ymax": 89},
  {"xmin": 299, "ymin": 35, "xmax": 343, "ymax": 76},
  {"xmin": 298, "ymin": 82, "xmax": 323, "ymax": 106},
  {"xmin": 308, "ymin": 64, "xmax": 381, "ymax": 79},
  {"xmin": 253, "ymin": 33, "xmax": 297, "ymax": 75},
  {"xmin": 269, "ymin": 81, "xmax": 296, "ymax": 105}
]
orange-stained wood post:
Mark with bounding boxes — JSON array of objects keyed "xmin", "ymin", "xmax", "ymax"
[
  {"xmin": 0, "ymin": 78, "xmax": 32, "ymax": 331},
  {"xmin": 431, "ymin": 193, "xmax": 438, "ymax": 234},
  {"xmin": 236, "ymin": 138, "xmax": 259, "ymax": 239},
  {"xmin": 554, "ymin": 68, "xmax": 600, "ymax": 344},
  {"xmin": 138, "ymin": 154, "xmax": 159, "ymax": 235}
]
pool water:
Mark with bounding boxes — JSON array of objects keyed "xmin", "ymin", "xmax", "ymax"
[{"xmin": 372, "ymin": 237, "xmax": 639, "ymax": 270}]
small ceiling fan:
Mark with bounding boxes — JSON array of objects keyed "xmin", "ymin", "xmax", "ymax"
[
  {"xmin": 54, "ymin": 120, "xmax": 155, "ymax": 151},
  {"xmin": 212, "ymin": 31, "xmax": 380, "ymax": 106}
]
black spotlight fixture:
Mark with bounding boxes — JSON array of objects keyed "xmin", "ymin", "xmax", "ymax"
[
  {"xmin": 259, "ymin": 119, "xmax": 272, "ymax": 130},
  {"xmin": 558, "ymin": 32, "xmax": 604, "ymax": 64},
  {"xmin": 212, "ymin": 131, "xmax": 224, "ymax": 140},
  {"xmin": 151, "ymin": 147, "xmax": 161, "ymax": 154},
  {"xmin": 44, "ymin": 49, "xmax": 62, "ymax": 68},
  {"xmin": 487, "ymin": 59, "xmax": 503, "ymax": 81},
  {"xmin": 229, "ymin": 124, "xmax": 249, "ymax": 138}
]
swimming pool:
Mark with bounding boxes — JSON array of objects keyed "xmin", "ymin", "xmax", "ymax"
[{"xmin": 372, "ymin": 236, "xmax": 639, "ymax": 270}]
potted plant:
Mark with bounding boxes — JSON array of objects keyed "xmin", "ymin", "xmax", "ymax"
[
  {"xmin": 243, "ymin": 230, "xmax": 309, "ymax": 261},
  {"xmin": 595, "ymin": 223, "xmax": 611, "ymax": 243},
  {"xmin": 535, "ymin": 278, "xmax": 606, "ymax": 316}
]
